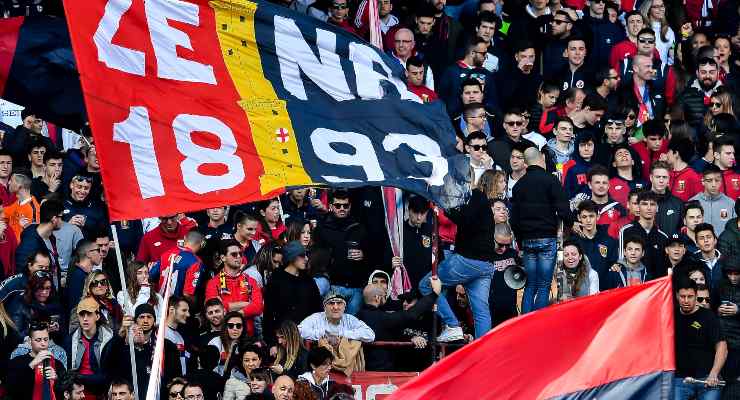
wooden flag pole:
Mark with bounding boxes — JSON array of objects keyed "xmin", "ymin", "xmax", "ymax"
[{"xmin": 111, "ymin": 224, "xmax": 139, "ymax": 400}]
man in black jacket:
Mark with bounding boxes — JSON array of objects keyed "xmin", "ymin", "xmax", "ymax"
[
  {"xmin": 618, "ymin": 190, "xmax": 669, "ymax": 278},
  {"xmin": 680, "ymin": 57, "xmax": 723, "ymax": 129},
  {"xmin": 511, "ymin": 148, "xmax": 574, "ymax": 313},
  {"xmin": 649, "ymin": 160, "xmax": 683, "ymax": 236},
  {"xmin": 358, "ymin": 276, "xmax": 441, "ymax": 371},
  {"xmin": 312, "ymin": 189, "xmax": 369, "ymax": 315},
  {"xmin": 7, "ymin": 321, "xmax": 67, "ymax": 400}
]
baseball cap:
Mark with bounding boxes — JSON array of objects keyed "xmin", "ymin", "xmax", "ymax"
[{"xmin": 77, "ymin": 296, "xmax": 99, "ymax": 314}]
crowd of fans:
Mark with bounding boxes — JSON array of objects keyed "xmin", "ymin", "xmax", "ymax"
[{"xmin": 0, "ymin": 0, "xmax": 739, "ymax": 398}]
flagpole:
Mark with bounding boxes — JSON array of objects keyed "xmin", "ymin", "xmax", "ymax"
[{"xmin": 111, "ymin": 224, "xmax": 139, "ymax": 400}]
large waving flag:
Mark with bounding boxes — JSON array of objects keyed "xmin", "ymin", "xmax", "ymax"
[
  {"xmin": 0, "ymin": 16, "xmax": 86, "ymax": 129},
  {"xmin": 389, "ymin": 277, "xmax": 675, "ymax": 400},
  {"xmin": 62, "ymin": 0, "xmax": 469, "ymax": 221}
]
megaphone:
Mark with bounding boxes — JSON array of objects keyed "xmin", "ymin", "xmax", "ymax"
[{"xmin": 503, "ymin": 266, "xmax": 527, "ymax": 290}]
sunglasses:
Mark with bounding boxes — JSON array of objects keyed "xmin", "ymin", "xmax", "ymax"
[
  {"xmin": 468, "ymin": 144, "xmax": 488, "ymax": 151},
  {"xmin": 333, "ymin": 203, "xmax": 350, "ymax": 209},
  {"xmin": 91, "ymin": 279, "xmax": 109, "ymax": 287},
  {"xmin": 504, "ymin": 120, "xmax": 524, "ymax": 127},
  {"xmin": 494, "ymin": 239, "xmax": 511, "ymax": 249},
  {"xmin": 606, "ymin": 120, "xmax": 625, "ymax": 125},
  {"xmin": 711, "ymin": 102, "xmax": 722, "ymax": 109},
  {"xmin": 697, "ymin": 297, "xmax": 709, "ymax": 303},
  {"xmin": 227, "ymin": 322, "xmax": 243, "ymax": 329},
  {"xmin": 637, "ymin": 38, "xmax": 655, "ymax": 44},
  {"xmin": 73, "ymin": 175, "xmax": 93, "ymax": 184},
  {"xmin": 169, "ymin": 392, "xmax": 183, "ymax": 399},
  {"xmin": 33, "ymin": 270, "xmax": 51, "ymax": 279},
  {"xmin": 30, "ymin": 321, "xmax": 49, "ymax": 330},
  {"xmin": 332, "ymin": 3, "xmax": 348, "ymax": 8}
]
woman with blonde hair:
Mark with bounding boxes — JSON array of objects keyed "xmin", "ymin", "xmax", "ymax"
[
  {"xmin": 476, "ymin": 169, "xmax": 504, "ymax": 201},
  {"xmin": 271, "ymin": 320, "xmax": 309, "ymax": 379},
  {"xmin": 639, "ymin": 0, "xmax": 675, "ymax": 64},
  {"xmin": 70, "ymin": 271, "xmax": 124, "ymax": 333},
  {"xmin": 116, "ymin": 260, "xmax": 162, "ymax": 321},
  {"xmin": 704, "ymin": 88, "xmax": 736, "ymax": 127}
]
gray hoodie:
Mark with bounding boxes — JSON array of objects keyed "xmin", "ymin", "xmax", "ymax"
[
  {"xmin": 545, "ymin": 138, "xmax": 575, "ymax": 167},
  {"xmin": 690, "ymin": 192, "xmax": 737, "ymax": 235}
]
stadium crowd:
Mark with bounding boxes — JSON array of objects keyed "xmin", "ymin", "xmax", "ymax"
[{"xmin": 0, "ymin": 0, "xmax": 739, "ymax": 398}]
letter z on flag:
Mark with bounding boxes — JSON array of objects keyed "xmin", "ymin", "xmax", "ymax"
[{"xmin": 62, "ymin": 0, "xmax": 469, "ymax": 221}]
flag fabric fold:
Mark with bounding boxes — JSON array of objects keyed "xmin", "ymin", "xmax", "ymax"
[
  {"xmin": 0, "ymin": 16, "xmax": 86, "ymax": 130},
  {"xmin": 388, "ymin": 277, "xmax": 676, "ymax": 400}
]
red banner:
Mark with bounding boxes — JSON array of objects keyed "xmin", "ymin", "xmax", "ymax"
[{"xmin": 388, "ymin": 278, "xmax": 675, "ymax": 399}]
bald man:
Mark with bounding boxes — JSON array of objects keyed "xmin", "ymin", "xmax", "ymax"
[
  {"xmin": 391, "ymin": 28, "xmax": 435, "ymax": 89},
  {"xmin": 272, "ymin": 375, "xmax": 295, "ymax": 400},
  {"xmin": 511, "ymin": 148, "xmax": 574, "ymax": 314},
  {"xmin": 358, "ymin": 277, "xmax": 441, "ymax": 370}
]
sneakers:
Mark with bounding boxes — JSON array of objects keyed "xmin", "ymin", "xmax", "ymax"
[{"xmin": 436, "ymin": 325, "xmax": 464, "ymax": 342}]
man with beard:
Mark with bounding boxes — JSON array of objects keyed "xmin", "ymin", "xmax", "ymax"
[
  {"xmin": 680, "ymin": 57, "xmax": 723, "ymax": 129},
  {"xmin": 541, "ymin": 10, "xmax": 575, "ymax": 78},
  {"xmin": 198, "ymin": 298, "xmax": 225, "ymax": 346},
  {"xmin": 439, "ymin": 37, "xmax": 497, "ymax": 117},
  {"xmin": 427, "ymin": 0, "xmax": 463, "ymax": 72}
]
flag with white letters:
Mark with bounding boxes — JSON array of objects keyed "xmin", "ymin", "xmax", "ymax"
[{"xmin": 62, "ymin": 0, "xmax": 469, "ymax": 220}]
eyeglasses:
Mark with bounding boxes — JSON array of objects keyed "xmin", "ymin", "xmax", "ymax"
[
  {"xmin": 227, "ymin": 322, "xmax": 243, "ymax": 329},
  {"xmin": 504, "ymin": 120, "xmax": 524, "ymax": 127},
  {"xmin": 333, "ymin": 203, "xmax": 350, "ymax": 209},
  {"xmin": 697, "ymin": 297, "xmax": 709, "ymax": 303},
  {"xmin": 710, "ymin": 102, "xmax": 723, "ymax": 109},
  {"xmin": 91, "ymin": 279, "xmax": 109, "ymax": 287},
  {"xmin": 184, "ymin": 395, "xmax": 204, "ymax": 400},
  {"xmin": 169, "ymin": 392, "xmax": 183, "ymax": 399},
  {"xmin": 468, "ymin": 144, "xmax": 488, "ymax": 151},
  {"xmin": 637, "ymin": 38, "xmax": 655, "ymax": 44}
]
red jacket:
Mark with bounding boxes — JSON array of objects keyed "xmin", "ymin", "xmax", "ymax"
[
  {"xmin": 720, "ymin": 169, "xmax": 740, "ymax": 200},
  {"xmin": 205, "ymin": 272, "xmax": 263, "ymax": 337},
  {"xmin": 631, "ymin": 140, "xmax": 669, "ymax": 181},
  {"xmin": 135, "ymin": 219, "xmax": 197, "ymax": 264},
  {"xmin": 669, "ymin": 166, "xmax": 703, "ymax": 202}
]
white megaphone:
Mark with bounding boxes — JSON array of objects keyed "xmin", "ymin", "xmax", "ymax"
[{"xmin": 503, "ymin": 266, "xmax": 527, "ymax": 290}]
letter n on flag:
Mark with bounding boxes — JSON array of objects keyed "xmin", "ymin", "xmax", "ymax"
[{"xmin": 388, "ymin": 277, "xmax": 675, "ymax": 400}]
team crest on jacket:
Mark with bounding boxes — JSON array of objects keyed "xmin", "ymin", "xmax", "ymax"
[
  {"xmin": 678, "ymin": 180, "xmax": 685, "ymax": 191},
  {"xmin": 599, "ymin": 244, "xmax": 608, "ymax": 258},
  {"xmin": 721, "ymin": 209, "xmax": 729, "ymax": 219},
  {"xmin": 422, "ymin": 235, "xmax": 431, "ymax": 248}
]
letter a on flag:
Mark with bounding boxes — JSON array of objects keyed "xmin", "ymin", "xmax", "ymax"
[{"xmin": 62, "ymin": 0, "xmax": 470, "ymax": 221}]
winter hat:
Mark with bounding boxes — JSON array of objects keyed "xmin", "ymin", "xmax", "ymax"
[
  {"xmin": 135, "ymin": 303, "xmax": 156, "ymax": 319},
  {"xmin": 323, "ymin": 289, "xmax": 347, "ymax": 306},
  {"xmin": 282, "ymin": 240, "xmax": 307, "ymax": 264}
]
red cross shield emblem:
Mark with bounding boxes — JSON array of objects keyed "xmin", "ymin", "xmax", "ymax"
[{"xmin": 276, "ymin": 128, "xmax": 290, "ymax": 143}]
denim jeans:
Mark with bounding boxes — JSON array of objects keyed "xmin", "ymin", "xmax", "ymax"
[
  {"xmin": 315, "ymin": 276, "xmax": 331, "ymax": 297},
  {"xmin": 419, "ymin": 253, "xmax": 494, "ymax": 338},
  {"xmin": 672, "ymin": 376, "xmax": 722, "ymax": 400},
  {"xmin": 521, "ymin": 238, "xmax": 558, "ymax": 313},
  {"xmin": 330, "ymin": 285, "xmax": 363, "ymax": 315}
]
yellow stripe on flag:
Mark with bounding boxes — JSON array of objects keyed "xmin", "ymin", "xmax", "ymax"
[{"xmin": 210, "ymin": 0, "xmax": 314, "ymax": 194}]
